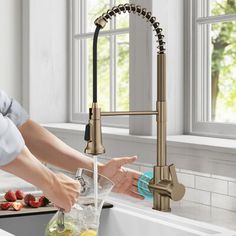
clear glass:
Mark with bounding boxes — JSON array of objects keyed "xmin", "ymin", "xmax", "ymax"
[
  {"xmin": 116, "ymin": 34, "xmax": 129, "ymax": 111},
  {"xmin": 115, "ymin": 0, "xmax": 129, "ymax": 29},
  {"xmin": 45, "ymin": 169, "xmax": 114, "ymax": 236},
  {"xmin": 210, "ymin": 0, "xmax": 236, "ymax": 16},
  {"xmin": 87, "ymin": 36, "xmax": 110, "ymax": 111},
  {"xmin": 86, "ymin": 0, "xmax": 110, "ymax": 32},
  {"xmin": 209, "ymin": 21, "xmax": 236, "ymax": 123}
]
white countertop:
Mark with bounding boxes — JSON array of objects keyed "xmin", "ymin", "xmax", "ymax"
[
  {"xmin": 0, "ymin": 170, "xmax": 37, "ymax": 194},
  {"xmin": 109, "ymin": 193, "xmax": 236, "ymax": 232}
]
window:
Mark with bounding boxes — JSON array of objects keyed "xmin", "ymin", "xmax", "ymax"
[
  {"xmin": 186, "ymin": 0, "xmax": 236, "ymax": 138},
  {"xmin": 70, "ymin": 0, "xmax": 130, "ymax": 127}
]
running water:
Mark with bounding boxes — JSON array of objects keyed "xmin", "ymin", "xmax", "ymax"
[{"xmin": 93, "ymin": 155, "xmax": 98, "ymax": 210}]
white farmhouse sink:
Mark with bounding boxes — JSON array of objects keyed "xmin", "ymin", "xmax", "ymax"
[
  {"xmin": 99, "ymin": 197, "xmax": 236, "ymax": 236},
  {"xmin": 0, "ymin": 229, "xmax": 14, "ymax": 236},
  {"xmin": 0, "ymin": 196, "xmax": 236, "ymax": 236}
]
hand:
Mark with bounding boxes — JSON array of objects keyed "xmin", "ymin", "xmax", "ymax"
[
  {"xmin": 99, "ymin": 156, "xmax": 144, "ymax": 200},
  {"xmin": 42, "ymin": 172, "xmax": 80, "ymax": 212}
]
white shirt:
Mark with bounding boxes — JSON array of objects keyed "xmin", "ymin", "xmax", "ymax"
[{"xmin": 0, "ymin": 90, "xmax": 29, "ymax": 166}]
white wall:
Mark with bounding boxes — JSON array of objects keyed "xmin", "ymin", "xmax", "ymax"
[
  {"xmin": 23, "ymin": 0, "xmax": 68, "ymax": 123},
  {"xmin": 0, "ymin": 0, "xmax": 22, "ymax": 102},
  {"xmin": 155, "ymin": 0, "xmax": 184, "ymax": 135},
  {"xmin": 0, "ymin": 0, "xmax": 68, "ymax": 123}
]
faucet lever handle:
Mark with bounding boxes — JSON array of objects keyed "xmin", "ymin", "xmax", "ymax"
[{"xmin": 169, "ymin": 164, "xmax": 178, "ymax": 185}]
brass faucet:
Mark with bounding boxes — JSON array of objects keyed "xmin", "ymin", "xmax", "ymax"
[{"xmin": 84, "ymin": 3, "xmax": 185, "ymax": 212}]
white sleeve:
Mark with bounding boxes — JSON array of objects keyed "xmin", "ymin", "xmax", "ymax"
[
  {"xmin": 0, "ymin": 114, "xmax": 25, "ymax": 166},
  {"xmin": 0, "ymin": 90, "xmax": 29, "ymax": 127}
]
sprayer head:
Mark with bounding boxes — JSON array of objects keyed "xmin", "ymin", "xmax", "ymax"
[{"xmin": 84, "ymin": 103, "xmax": 105, "ymax": 155}]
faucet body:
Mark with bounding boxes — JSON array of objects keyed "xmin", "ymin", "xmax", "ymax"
[{"xmin": 84, "ymin": 4, "xmax": 185, "ymax": 212}]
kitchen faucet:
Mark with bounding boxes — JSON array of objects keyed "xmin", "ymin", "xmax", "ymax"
[{"xmin": 84, "ymin": 3, "xmax": 185, "ymax": 212}]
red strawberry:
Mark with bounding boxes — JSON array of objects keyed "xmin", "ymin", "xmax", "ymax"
[
  {"xmin": 4, "ymin": 191, "xmax": 17, "ymax": 202},
  {"xmin": 39, "ymin": 196, "xmax": 50, "ymax": 207},
  {"xmin": 15, "ymin": 190, "xmax": 25, "ymax": 200},
  {"xmin": 0, "ymin": 202, "xmax": 12, "ymax": 210},
  {"xmin": 12, "ymin": 202, "xmax": 23, "ymax": 211},
  {"xmin": 29, "ymin": 200, "xmax": 41, "ymax": 208},
  {"xmin": 24, "ymin": 194, "xmax": 36, "ymax": 206}
]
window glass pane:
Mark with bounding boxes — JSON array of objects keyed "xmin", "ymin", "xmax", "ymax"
[
  {"xmin": 210, "ymin": 0, "xmax": 236, "ymax": 16},
  {"xmin": 115, "ymin": 0, "xmax": 129, "ymax": 29},
  {"xmin": 86, "ymin": 0, "xmax": 110, "ymax": 33},
  {"xmin": 209, "ymin": 21, "xmax": 236, "ymax": 122},
  {"xmin": 116, "ymin": 34, "xmax": 129, "ymax": 111},
  {"xmin": 87, "ymin": 36, "xmax": 110, "ymax": 111}
]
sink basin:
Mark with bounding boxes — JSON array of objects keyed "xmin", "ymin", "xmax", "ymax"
[{"xmin": 99, "ymin": 197, "xmax": 236, "ymax": 236}]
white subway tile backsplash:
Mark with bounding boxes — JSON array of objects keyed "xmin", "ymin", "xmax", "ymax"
[
  {"xmin": 112, "ymin": 162, "xmax": 236, "ymax": 212},
  {"xmin": 184, "ymin": 188, "xmax": 211, "ymax": 205},
  {"xmin": 212, "ymin": 193, "xmax": 236, "ymax": 211},
  {"xmin": 211, "ymin": 174, "xmax": 236, "ymax": 182},
  {"xmin": 126, "ymin": 164, "xmax": 140, "ymax": 171},
  {"xmin": 140, "ymin": 166, "xmax": 153, "ymax": 173},
  {"xmin": 180, "ymin": 169, "xmax": 211, "ymax": 177},
  {"xmin": 177, "ymin": 173, "xmax": 195, "ymax": 188},
  {"xmin": 229, "ymin": 182, "xmax": 236, "ymax": 197},
  {"xmin": 196, "ymin": 176, "xmax": 228, "ymax": 194}
]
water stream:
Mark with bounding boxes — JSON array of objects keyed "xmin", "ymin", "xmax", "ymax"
[{"xmin": 93, "ymin": 155, "xmax": 98, "ymax": 211}]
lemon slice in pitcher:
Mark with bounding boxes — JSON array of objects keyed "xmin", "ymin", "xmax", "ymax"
[{"xmin": 80, "ymin": 229, "xmax": 97, "ymax": 236}]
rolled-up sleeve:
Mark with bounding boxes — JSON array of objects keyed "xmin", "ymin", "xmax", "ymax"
[
  {"xmin": 0, "ymin": 90, "xmax": 29, "ymax": 127},
  {"xmin": 0, "ymin": 114, "xmax": 25, "ymax": 166}
]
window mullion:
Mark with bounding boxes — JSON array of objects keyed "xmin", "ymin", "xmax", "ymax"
[
  {"xmin": 110, "ymin": 35, "xmax": 116, "ymax": 112},
  {"xmin": 84, "ymin": 0, "xmax": 88, "ymax": 112},
  {"xmin": 80, "ymin": 0, "xmax": 89, "ymax": 113},
  {"xmin": 79, "ymin": 0, "xmax": 83, "ymax": 112},
  {"xmin": 114, "ymin": 35, "xmax": 117, "ymax": 111},
  {"xmin": 110, "ymin": 0, "xmax": 116, "ymax": 112},
  {"xmin": 206, "ymin": 23, "xmax": 211, "ymax": 121}
]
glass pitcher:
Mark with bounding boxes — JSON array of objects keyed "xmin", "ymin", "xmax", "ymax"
[{"xmin": 44, "ymin": 169, "xmax": 114, "ymax": 236}]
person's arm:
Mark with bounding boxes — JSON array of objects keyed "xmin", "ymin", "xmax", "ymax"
[
  {"xmin": 0, "ymin": 114, "xmax": 80, "ymax": 211},
  {"xmin": 1, "ymin": 146, "xmax": 80, "ymax": 212},
  {"xmin": 19, "ymin": 120, "xmax": 94, "ymax": 172},
  {"xmin": 2, "ymin": 90, "xmax": 143, "ymax": 199},
  {"xmin": 19, "ymin": 120, "xmax": 144, "ymax": 200},
  {"xmin": 0, "ymin": 90, "xmax": 28, "ymax": 127}
]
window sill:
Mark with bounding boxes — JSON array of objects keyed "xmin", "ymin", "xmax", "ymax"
[
  {"xmin": 42, "ymin": 123, "xmax": 236, "ymax": 178},
  {"xmin": 42, "ymin": 123, "xmax": 236, "ymax": 153}
]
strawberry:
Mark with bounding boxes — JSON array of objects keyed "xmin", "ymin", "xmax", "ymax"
[
  {"xmin": 39, "ymin": 196, "xmax": 50, "ymax": 207},
  {"xmin": 29, "ymin": 200, "xmax": 41, "ymax": 208},
  {"xmin": 12, "ymin": 202, "xmax": 23, "ymax": 211},
  {"xmin": 0, "ymin": 202, "xmax": 12, "ymax": 210},
  {"xmin": 15, "ymin": 190, "xmax": 25, "ymax": 200},
  {"xmin": 24, "ymin": 194, "xmax": 36, "ymax": 206},
  {"xmin": 4, "ymin": 191, "xmax": 17, "ymax": 202}
]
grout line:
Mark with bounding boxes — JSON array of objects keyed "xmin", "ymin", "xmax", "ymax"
[
  {"xmin": 210, "ymin": 192, "xmax": 212, "ymax": 207},
  {"xmin": 227, "ymin": 181, "xmax": 230, "ymax": 195}
]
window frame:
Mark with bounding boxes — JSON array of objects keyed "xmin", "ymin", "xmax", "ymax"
[
  {"xmin": 69, "ymin": 0, "xmax": 130, "ymax": 128},
  {"xmin": 185, "ymin": 0, "xmax": 236, "ymax": 139},
  {"xmin": 69, "ymin": 0, "xmax": 157, "ymax": 135}
]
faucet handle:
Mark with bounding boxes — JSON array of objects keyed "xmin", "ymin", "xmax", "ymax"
[
  {"xmin": 168, "ymin": 164, "xmax": 185, "ymax": 201},
  {"xmin": 169, "ymin": 164, "xmax": 178, "ymax": 185}
]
